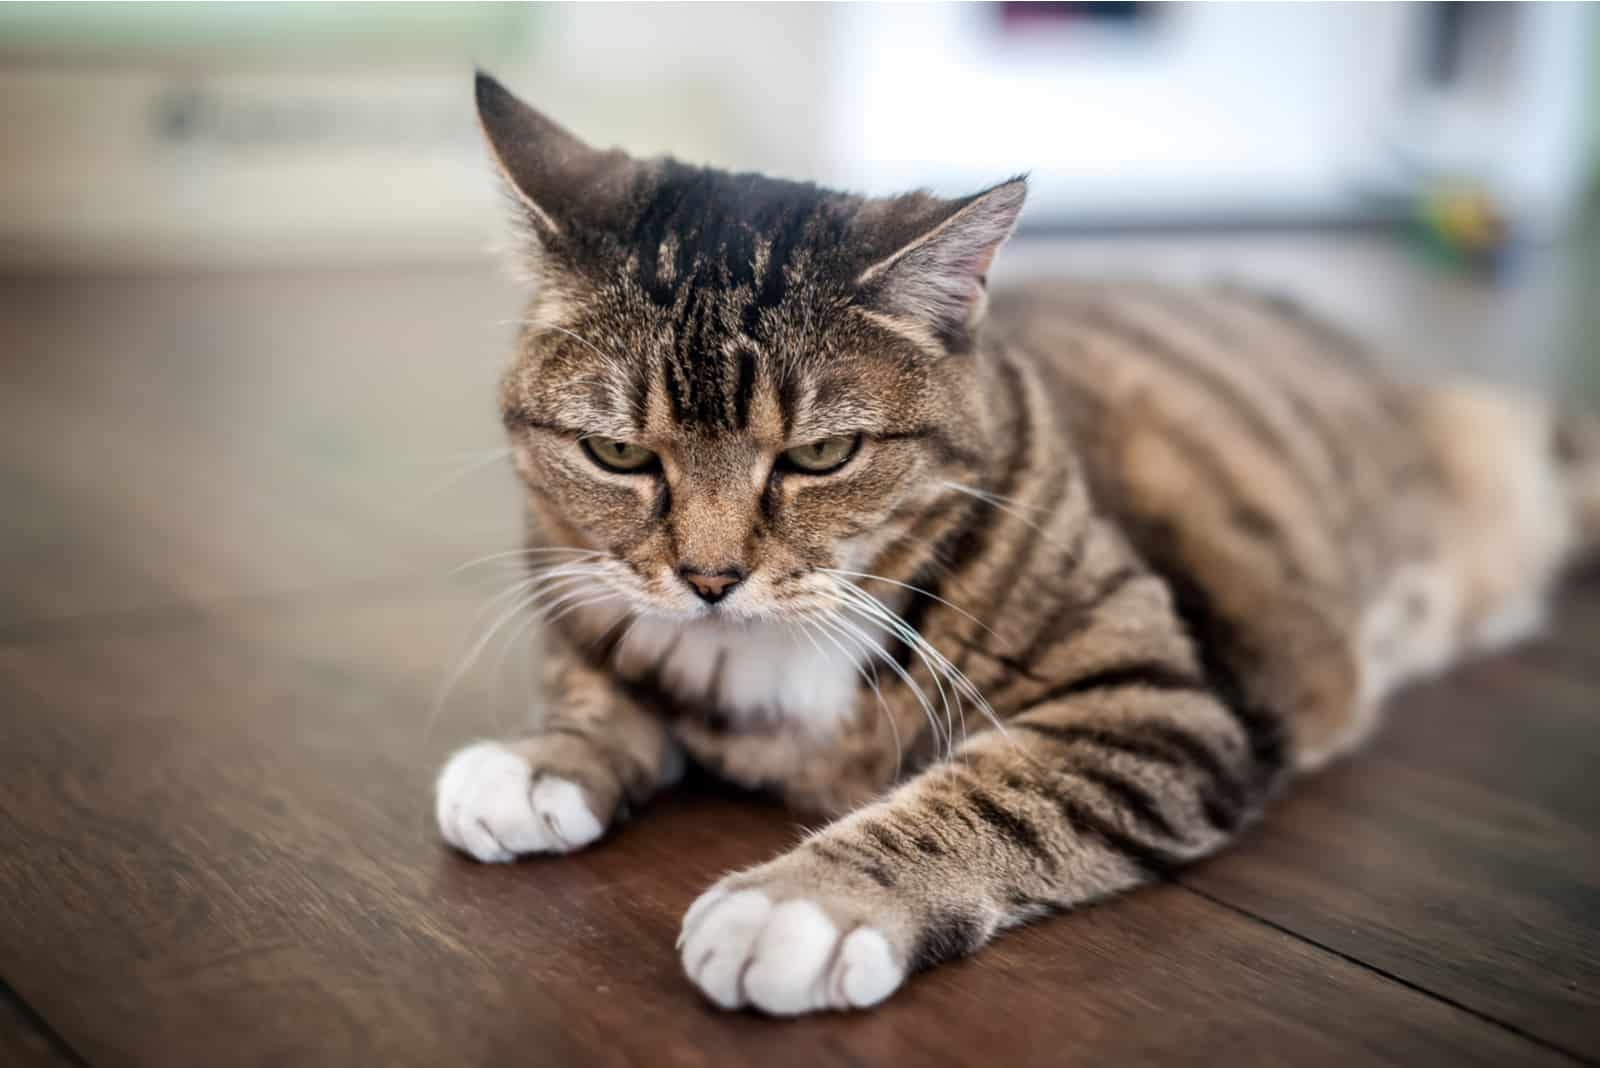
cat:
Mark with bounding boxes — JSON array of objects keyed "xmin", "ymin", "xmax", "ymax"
[{"xmin": 435, "ymin": 73, "xmax": 1600, "ymax": 1016}]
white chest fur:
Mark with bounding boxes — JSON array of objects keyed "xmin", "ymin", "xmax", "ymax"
[{"xmin": 616, "ymin": 614, "xmax": 881, "ymax": 736}]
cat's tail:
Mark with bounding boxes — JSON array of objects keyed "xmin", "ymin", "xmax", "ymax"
[{"xmin": 1553, "ymin": 405, "xmax": 1600, "ymax": 567}]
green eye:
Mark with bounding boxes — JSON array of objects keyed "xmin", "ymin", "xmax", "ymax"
[
  {"xmin": 781, "ymin": 434, "xmax": 861, "ymax": 474},
  {"xmin": 581, "ymin": 436, "xmax": 659, "ymax": 473}
]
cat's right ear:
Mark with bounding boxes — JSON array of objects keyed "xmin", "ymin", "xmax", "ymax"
[{"xmin": 475, "ymin": 71, "xmax": 625, "ymax": 248}]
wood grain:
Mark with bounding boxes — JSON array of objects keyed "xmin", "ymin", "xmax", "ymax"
[
  {"xmin": 1184, "ymin": 593, "xmax": 1600, "ymax": 1060},
  {"xmin": 0, "ymin": 271, "xmax": 522, "ymax": 630},
  {"xmin": 0, "ymin": 593, "xmax": 1585, "ymax": 1067}
]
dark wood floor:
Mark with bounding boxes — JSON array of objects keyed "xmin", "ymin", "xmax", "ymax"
[{"xmin": 2, "ymin": 240, "xmax": 1597, "ymax": 1067}]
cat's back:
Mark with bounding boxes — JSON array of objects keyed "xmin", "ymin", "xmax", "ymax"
[{"xmin": 984, "ymin": 275, "xmax": 1437, "ymax": 619}]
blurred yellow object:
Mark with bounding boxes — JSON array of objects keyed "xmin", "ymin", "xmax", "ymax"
[{"xmin": 1424, "ymin": 187, "xmax": 1505, "ymax": 252}]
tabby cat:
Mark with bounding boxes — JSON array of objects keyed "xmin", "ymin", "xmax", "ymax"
[{"xmin": 436, "ymin": 74, "xmax": 1600, "ymax": 1015}]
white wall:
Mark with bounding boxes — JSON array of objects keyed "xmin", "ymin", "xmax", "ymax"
[{"xmin": 825, "ymin": 3, "xmax": 1414, "ymax": 218}]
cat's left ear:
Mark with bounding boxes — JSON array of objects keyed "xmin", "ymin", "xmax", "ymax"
[{"xmin": 856, "ymin": 177, "xmax": 1027, "ymax": 346}]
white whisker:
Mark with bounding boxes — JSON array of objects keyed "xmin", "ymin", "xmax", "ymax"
[
  {"xmin": 941, "ymin": 480, "xmax": 1078, "ymax": 558},
  {"xmin": 807, "ymin": 614, "xmax": 904, "ymax": 780},
  {"xmin": 826, "ymin": 578, "xmax": 1010, "ymax": 756},
  {"xmin": 450, "ymin": 546, "xmax": 607, "ymax": 577},
  {"xmin": 818, "ymin": 593, "xmax": 947, "ymax": 758},
  {"xmin": 818, "ymin": 567, "xmax": 1000, "ymax": 639}
]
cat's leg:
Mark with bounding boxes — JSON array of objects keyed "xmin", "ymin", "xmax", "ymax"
[
  {"xmin": 436, "ymin": 649, "xmax": 681, "ymax": 862},
  {"xmin": 679, "ymin": 671, "xmax": 1277, "ymax": 1014}
]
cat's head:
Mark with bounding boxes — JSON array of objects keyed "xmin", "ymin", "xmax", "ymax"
[{"xmin": 478, "ymin": 73, "xmax": 1025, "ymax": 623}]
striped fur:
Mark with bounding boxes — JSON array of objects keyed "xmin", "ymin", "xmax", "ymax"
[{"xmin": 438, "ymin": 76, "xmax": 1600, "ymax": 1015}]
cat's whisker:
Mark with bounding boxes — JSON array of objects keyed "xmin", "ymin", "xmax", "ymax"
[
  {"xmin": 484, "ymin": 563, "xmax": 620, "ymax": 691},
  {"xmin": 821, "ymin": 608, "xmax": 936, "ymax": 758},
  {"xmin": 817, "ymin": 567, "xmax": 1000, "ymax": 639},
  {"xmin": 414, "ymin": 448, "xmax": 515, "ymax": 504},
  {"xmin": 450, "ymin": 546, "xmax": 607, "ymax": 577},
  {"xmin": 817, "ymin": 593, "xmax": 947, "ymax": 758},
  {"xmin": 466, "ymin": 567, "xmax": 601, "ymax": 628},
  {"xmin": 941, "ymin": 480, "xmax": 1081, "ymax": 560},
  {"xmin": 428, "ymin": 578, "xmax": 557, "ymax": 747},
  {"xmin": 824, "ymin": 582, "xmax": 962, "ymax": 752},
  {"xmin": 807, "ymin": 613, "xmax": 904, "ymax": 780},
  {"xmin": 828, "ymin": 579, "xmax": 1010, "ymax": 756},
  {"xmin": 542, "ymin": 590, "xmax": 629, "ymax": 631},
  {"xmin": 506, "ymin": 321, "xmax": 632, "ymax": 375},
  {"xmin": 433, "ymin": 560, "xmax": 616, "ymax": 732}
]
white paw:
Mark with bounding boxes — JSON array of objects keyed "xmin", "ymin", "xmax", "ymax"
[
  {"xmin": 678, "ymin": 888, "xmax": 904, "ymax": 1015},
  {"xmin": 435, "ymin": 741, "xmax": 603, "ymax": 862}
]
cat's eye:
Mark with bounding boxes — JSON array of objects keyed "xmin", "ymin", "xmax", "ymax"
[
  {"xmin": 781, "ymin": 434, "xmax": 861, "ymax": 474},
  {"xmin": 581, "ymin": 435, "xmax": 659, "ymax": 473}
]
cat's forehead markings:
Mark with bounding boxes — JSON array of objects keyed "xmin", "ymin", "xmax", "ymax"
[
  {"xmin": 657, "ymin": 235, "xmax": 679, "ymax": 286},
  {"xmin": 752, "ymin": 236, "xmax": 771, "ymax": 279}
]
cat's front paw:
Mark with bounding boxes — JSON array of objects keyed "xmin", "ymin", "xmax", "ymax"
[
  {"xmin": 678, "ymin": 858, "xmax": 908, "ymax": 1015},
  {"xmin": 435, "ymin": 740, "xmax": 604, "ymax": 862}
]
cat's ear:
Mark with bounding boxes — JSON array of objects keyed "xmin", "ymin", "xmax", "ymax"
[
  {"xmin": 855, "ymin": 177, "xmax": 1027, "ymax": 346},
  {"xmin": 475, "ymin": 71, "xmax": 628, "ymax": 247}
]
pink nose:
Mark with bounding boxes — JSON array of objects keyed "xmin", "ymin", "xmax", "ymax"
[{"xmin": 678, "ymin": 567, "xmax": 745, "ymax": 604}]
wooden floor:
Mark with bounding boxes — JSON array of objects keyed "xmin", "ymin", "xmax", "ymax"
[{"xmin": 1, "ymin": 235, "xmax": 1597, "ymax": 1067}]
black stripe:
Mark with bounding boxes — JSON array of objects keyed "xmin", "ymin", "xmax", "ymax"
[
  {"xmin": 660, "ymin": 352, "xmax": 689, "ymax": 423},
  {"xmin": 625, "ymin": 358, "xmax": 651, "ymax": 430},
  {"xmin": 1011, "ymin": 720, "xmax": 1247, "ymax": 828},
  {"xmin": 965, "ymin": 785, "xmax": 1054, "ymax": 866},
  {"xmin": 759, "ymin": 465, "xmax": 781, "ymax": 525},
  {"xmin": 1003, "ymin": 768, "xmax": 1183, "ymax": 874},
  {"xmin": 1049, "ymin": 790, "xmax": 1186, "ymax": 878},
  {"xmin": 774, "ymin": 365, "xmax": 799, "ymax": 439},
  {"xmin": 1012, "ymin": 721, "xmax": 1187, "ymax": 773},
  {"xmin": 909, "ymin": 910, "xmax": 985, "ymax": 973},
  {"xmin": 810, "ymin": 842, "xmax": 896, "ymax": 889},
  {"xmin": 1017, "ymin": 661, "xmax": 1208, "ymax": 712},
  {"xmin": 1162, "ymin": 288, "xmax": 1363, "ymax": 531},
  {"xmin": 501, "ymin": 411, "xmax": 581, "ymax": 434},
  {"xmin": 732, "ymin": 345, "xmax": 757, "ymax": 429},
  {"xmin": 893, "ymin": 358, "xmax": 1034, "ymax": 668},
  {"xmin": 1156, "ymin": 565, "xmax": 1290, "ymax": 791},
  {"xmin": 861, "ymin": 820, "xmax": 911, "ymax": 860},
  {"xmin": 876, "ymin": 427, "xmax": 985, "ymax": 470},
  {"xmin": 927, "ymin": 794, "xmax": 980, "ymax": 837},
  {"xmin": 1161, "ymin": 417, "xmax": 1311, "ymax": 585},
  {"xmin": 1064, "ymin": 764, "xmax": 1181, "ymax": 842},
  {"xmin": 952, "ymin": 636, "xmax": 1049, "ymax": 683},
  {"xmin": 1082, "ymin": 302, "xmax": 1300, "ymax": 460},
  {"xmin": 1004, "ymin": 891, "xmax": 1058, "ymax": 915},
  {"xmin": 890, "ymin": 498, "xmax": 986, "ymax": 670},
  {"xmin": 984, "ymin": 560, "xmax": 1141, "ymax": 696}
]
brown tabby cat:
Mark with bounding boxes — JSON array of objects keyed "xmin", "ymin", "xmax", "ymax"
[{"xmin": 436, "ymin": 74, "xmax": 1600, "ymax": 1015}]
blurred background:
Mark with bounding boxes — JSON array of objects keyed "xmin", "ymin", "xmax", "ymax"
[
  {"xmin": 1, "ymin": 1, "xmax": 1598, "ymax": 626},
  {"xmin": 2, "ymin": 2, "xmax": 1595, "ymax": 261},
  {"xmin": 3, "ymin": 3, "xmax": 1598, "ymax": 379}
]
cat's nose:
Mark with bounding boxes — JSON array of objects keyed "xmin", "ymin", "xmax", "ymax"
[{"xmin": 678, "ymin": 566, "xmax": 746, "ymax": 604}]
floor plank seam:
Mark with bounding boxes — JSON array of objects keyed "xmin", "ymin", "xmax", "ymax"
[
  {"xmin": 1, "ymin": 977, "xmax": 91, "ymax": 1067},
  {"xmin": 1177, "ymin": 883, "xmax": 1596, "ymax": 1066}
]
